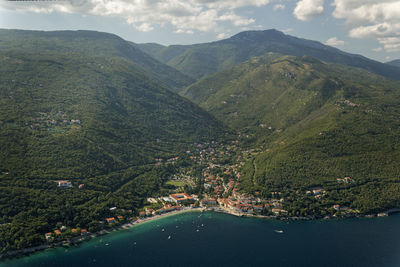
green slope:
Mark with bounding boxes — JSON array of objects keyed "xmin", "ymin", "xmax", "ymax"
[
  {"xmin": 0, "ymin": 29, "xmax": 194, "ymax": 91},
  {"xmin": 183, "ymin": 53, "xmax": 400, "ymax": 213},
  {"xmin": 136, "ymin": 29, "xmax": 400, "ymax": 82},
  {"xmin": 0, "ymin": 46, "xmax": 224, "ymax": 251},
  {"xmin": 0, "ymin": 50, "xmax": 221, "ymax": 179}
]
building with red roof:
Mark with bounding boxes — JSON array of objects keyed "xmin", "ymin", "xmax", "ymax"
[{"xmin": 170, "ymin": 193, "xmax": 193, "ymax": 203}]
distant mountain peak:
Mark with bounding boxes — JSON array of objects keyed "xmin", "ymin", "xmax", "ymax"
[
  {"xmin": 137, "ymin": 29, "xmax": 400, "ymax": 81},
  {"xmin": 386, "ymin": 59, "xmax": 400, "ymax": 68},
  {"xmin": 228, "ymin": 29, "xmax": 287, "ymax": 43}
]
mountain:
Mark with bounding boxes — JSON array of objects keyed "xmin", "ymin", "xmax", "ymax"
[
  {"xmin": 0, "ymin": 50, "xmax": 221, "ymax": 179},
  {"xmin": 386, "ymin": 59, "xmax": 400, "ymax": 68},
  {"xmin": 0, "ymin": 29, "xmax": 194, "ymax": 91},
  {"xmin": 0, "ymin": 37, "xmax": 224, "ymax": 251},
  {"xmin": 183, "ymin": 53, "xmax": 400, "ymax": 212},
  {"xmin": 136, "ymin": 29, "xmax": 400, "ymax": 82}
]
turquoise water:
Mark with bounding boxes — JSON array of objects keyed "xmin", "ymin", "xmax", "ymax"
[{"xmin": 2, "ymin": 211, "xmax": 400, "ymax": 267}]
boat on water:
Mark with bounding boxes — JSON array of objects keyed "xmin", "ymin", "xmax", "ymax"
[
  {"xmin": 168, "ymin": 236, "xmax": 171, "ymax": 240},
  {"xmin": 274, "ymin": 230, "xmax": 284, "ymax": 233}
]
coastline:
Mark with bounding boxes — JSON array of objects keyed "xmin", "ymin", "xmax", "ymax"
[
  {"xmin": 2, "ymin": 206, "xmax": 399, "ymax": 261},
  {"xmin": 205, "ymin": 206, "xmax": 400, "ymax": 221},
  {"xmin": 0, "ymin": 207, "xmax": 205, "ymax": 261}
]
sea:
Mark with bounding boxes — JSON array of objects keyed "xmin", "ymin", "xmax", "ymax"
[{"xmin": 1, "ymin": 211, "xmax": 400, "ymax": 267}]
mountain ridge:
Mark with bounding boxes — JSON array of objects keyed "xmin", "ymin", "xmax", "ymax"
[
  {"xmin": 0, "ymin": 29, "xmax": 194, "ymax": 92},
  {"xmin": 135, "ymin": 29, "xmax": 400, "ymax": 82}
]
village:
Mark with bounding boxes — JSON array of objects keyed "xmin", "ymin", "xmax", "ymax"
[{"xmin": 45, "ymin": 139, "xmax": 365, "ymax": 243}]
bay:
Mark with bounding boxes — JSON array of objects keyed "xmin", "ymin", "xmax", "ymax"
[{"xmin": 2, "ymin": 211, "xmax": 400, "ymax": 267}]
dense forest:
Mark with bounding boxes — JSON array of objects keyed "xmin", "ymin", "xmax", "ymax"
[{"xmin": 0, "ymin": 32, "xmax": 224, "ymax": 252}]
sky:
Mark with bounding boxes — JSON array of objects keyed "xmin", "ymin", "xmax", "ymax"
[{"xmin": 0, "ymin": 0, "xmax": 399, "ymax": 63}]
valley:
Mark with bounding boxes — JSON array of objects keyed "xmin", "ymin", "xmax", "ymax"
[{"xmin": 1, "ymin": 28, "xmax": 400, "ymax": 258}]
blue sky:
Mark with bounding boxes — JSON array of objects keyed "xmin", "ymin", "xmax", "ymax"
[{"xmin": 1, "ymin": 0, "xmax": 399, "ymax": 62}]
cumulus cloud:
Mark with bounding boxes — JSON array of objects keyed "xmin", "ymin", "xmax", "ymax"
[
  {"xmin": 293, "ymin": 0, "xmax": 324, "ymax": 21},
  {"xmin": 0, "ymin": 0, "xmax": 271, "ymax": 33},
  {"xmin": 331, "ymin": 0, "xmax": 400, "ymax": 53},
  {"xmin": 377, "ymin": 37, "xmax": 400, "ymax": 52},
  {"xmin": 325, "ymin": 37, "xmax": 345, "ymax": 46},
  {"xmin": 217, "ymin": 32, "xmax": 229, "ymax": 39},
  {"xmin": 273, "ymin": 4, "xmax": 285, "ymax": 11}
]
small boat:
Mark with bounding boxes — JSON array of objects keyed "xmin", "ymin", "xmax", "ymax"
[
  {"xmin": 196, "ymin": 229, "xmax": 199, "ymax": 232},
  {"xmin": 105, "ymin": 243, "xmax": 109, "ymax": 246},
  {"xmin": 168, "ymin": 236, "xmax": 171, "ymax": 239},
  {"xmin": 162, "ymin": 228, "xmax": 165, "ymax": 232},
  {"xmin": 274, "ymin": 230, "xmax": 284, "ymax": 233}
]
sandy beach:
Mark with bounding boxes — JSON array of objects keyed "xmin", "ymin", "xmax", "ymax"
[{"xmin": 0, "ymin": 207, "xmax": 205, "ymax": 260}]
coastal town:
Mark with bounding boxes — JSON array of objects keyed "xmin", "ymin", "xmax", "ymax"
[{"xmin": 39, "ymin": 138, "xmax": 387, "ymax": 246}]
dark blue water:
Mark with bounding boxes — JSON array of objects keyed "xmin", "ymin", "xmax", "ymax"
[{"xmin": 2, "ymin": 211, "xmax": 400, "ymax": 267}]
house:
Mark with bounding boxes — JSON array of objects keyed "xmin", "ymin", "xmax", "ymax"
[
  {"xmin": 58, "ymin": 180, "xmax": 72, "ymax": 188},
  {"xmin": 78, "ymin": 184, "xmax": 85, "ymax": 189},
  {"xmin": 45, "ymin": 233, "xmax": 53, "ymax": 240},
  {"xmin": 71, "ymin": 228, "xmax": 78, "ymax": 233},
  {"xmin": 170, "ymin": 193, "xmax": 193, "ymax": 203},
  {"xmin": 81, "ymin": 229, "xmax": 88, "ymax": 236},
  {"xmin": 312, "ymin": 188, "xmax": 323, "ymax": 195},
  {"xmin": 109, "ymin": 207, "xmax": 117, "ymax": 212},
  {"xmin": 139, "ymin": 211, "xmax": 146, "ymax": 217},
  {"xmin": 54, "ymin": 230, "xmax": 61, "ymax": 236},
  {"xmin": 117, "ymin": 215, "xmax": 124, "ymax": 221},
  {"xmin": 272, "ymin": 209, "xmax": 282, "ymax": 215},
  {"xmin": 333, "ymin": 204, "xmax": 340, "ymax": 211},
  {"xmin": 106, "ymin": 217, "xmax": 116, "ymax": 224},
  {"xmin": 158, "ymin": 204, "xmax": 180, "ymax": 214}
]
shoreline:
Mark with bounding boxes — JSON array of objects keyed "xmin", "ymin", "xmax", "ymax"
[
  {"xmin": 0, "ymin": 207, "xmax": 204, "ymax": 261},
  {"xmin": 206, "ymin": 206, "xmax": 400, "ymax": 221},
  {"xmin": 1, "ymin": 206, "xmax": 399, "ymax": 261}
]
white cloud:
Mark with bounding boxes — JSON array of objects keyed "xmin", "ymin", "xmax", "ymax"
[
  {"xmin": 0, "ymin": 0, "xmax": 270, "ymax": 33},
  {"xmin": 325, "ymin": 37, "xmax": 345, "ymax": 46},
  {"xmin": 293, "ymin": 0, "xmax": 324, "ymax": 21},
  {"xmin": 332, "ymin": 0, "xmax": 400, "ymax": 25},
  {"xmin": 348, "ymin": 23, "xmax": 400, "ymax": 39},
  {"xmin": 273, "ymin": 4, "xmax": 285, "ymax": 11},
  {"xmin": 282, "ymin": 28, "xmax": 293, "ymax": 34},
  {"xmin": 377, "ymin": 37, "xmax": 400, "ymax": 52},
  {"xmin": 217, "ymin": 32, "xmax": 229, "ymax": 39},
  {"xmin": 193, "ymin": 0, "xmax": 272, "ymax": 10},
  {"xmin": 331, "ymin": 1, "xmax": 400, "ymax": 53},
  {"xmin": 218, "ymin": 12, "xmax": 255, "ymax": 26}
]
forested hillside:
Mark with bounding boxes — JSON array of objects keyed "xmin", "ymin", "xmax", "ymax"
[
  {"xmin": 0, "ymin": 43, "xmax": 223, "ymax": 252},
  {"xmin": 183, "ymin": 53, "xmax": 400, "ymax": 213}
]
